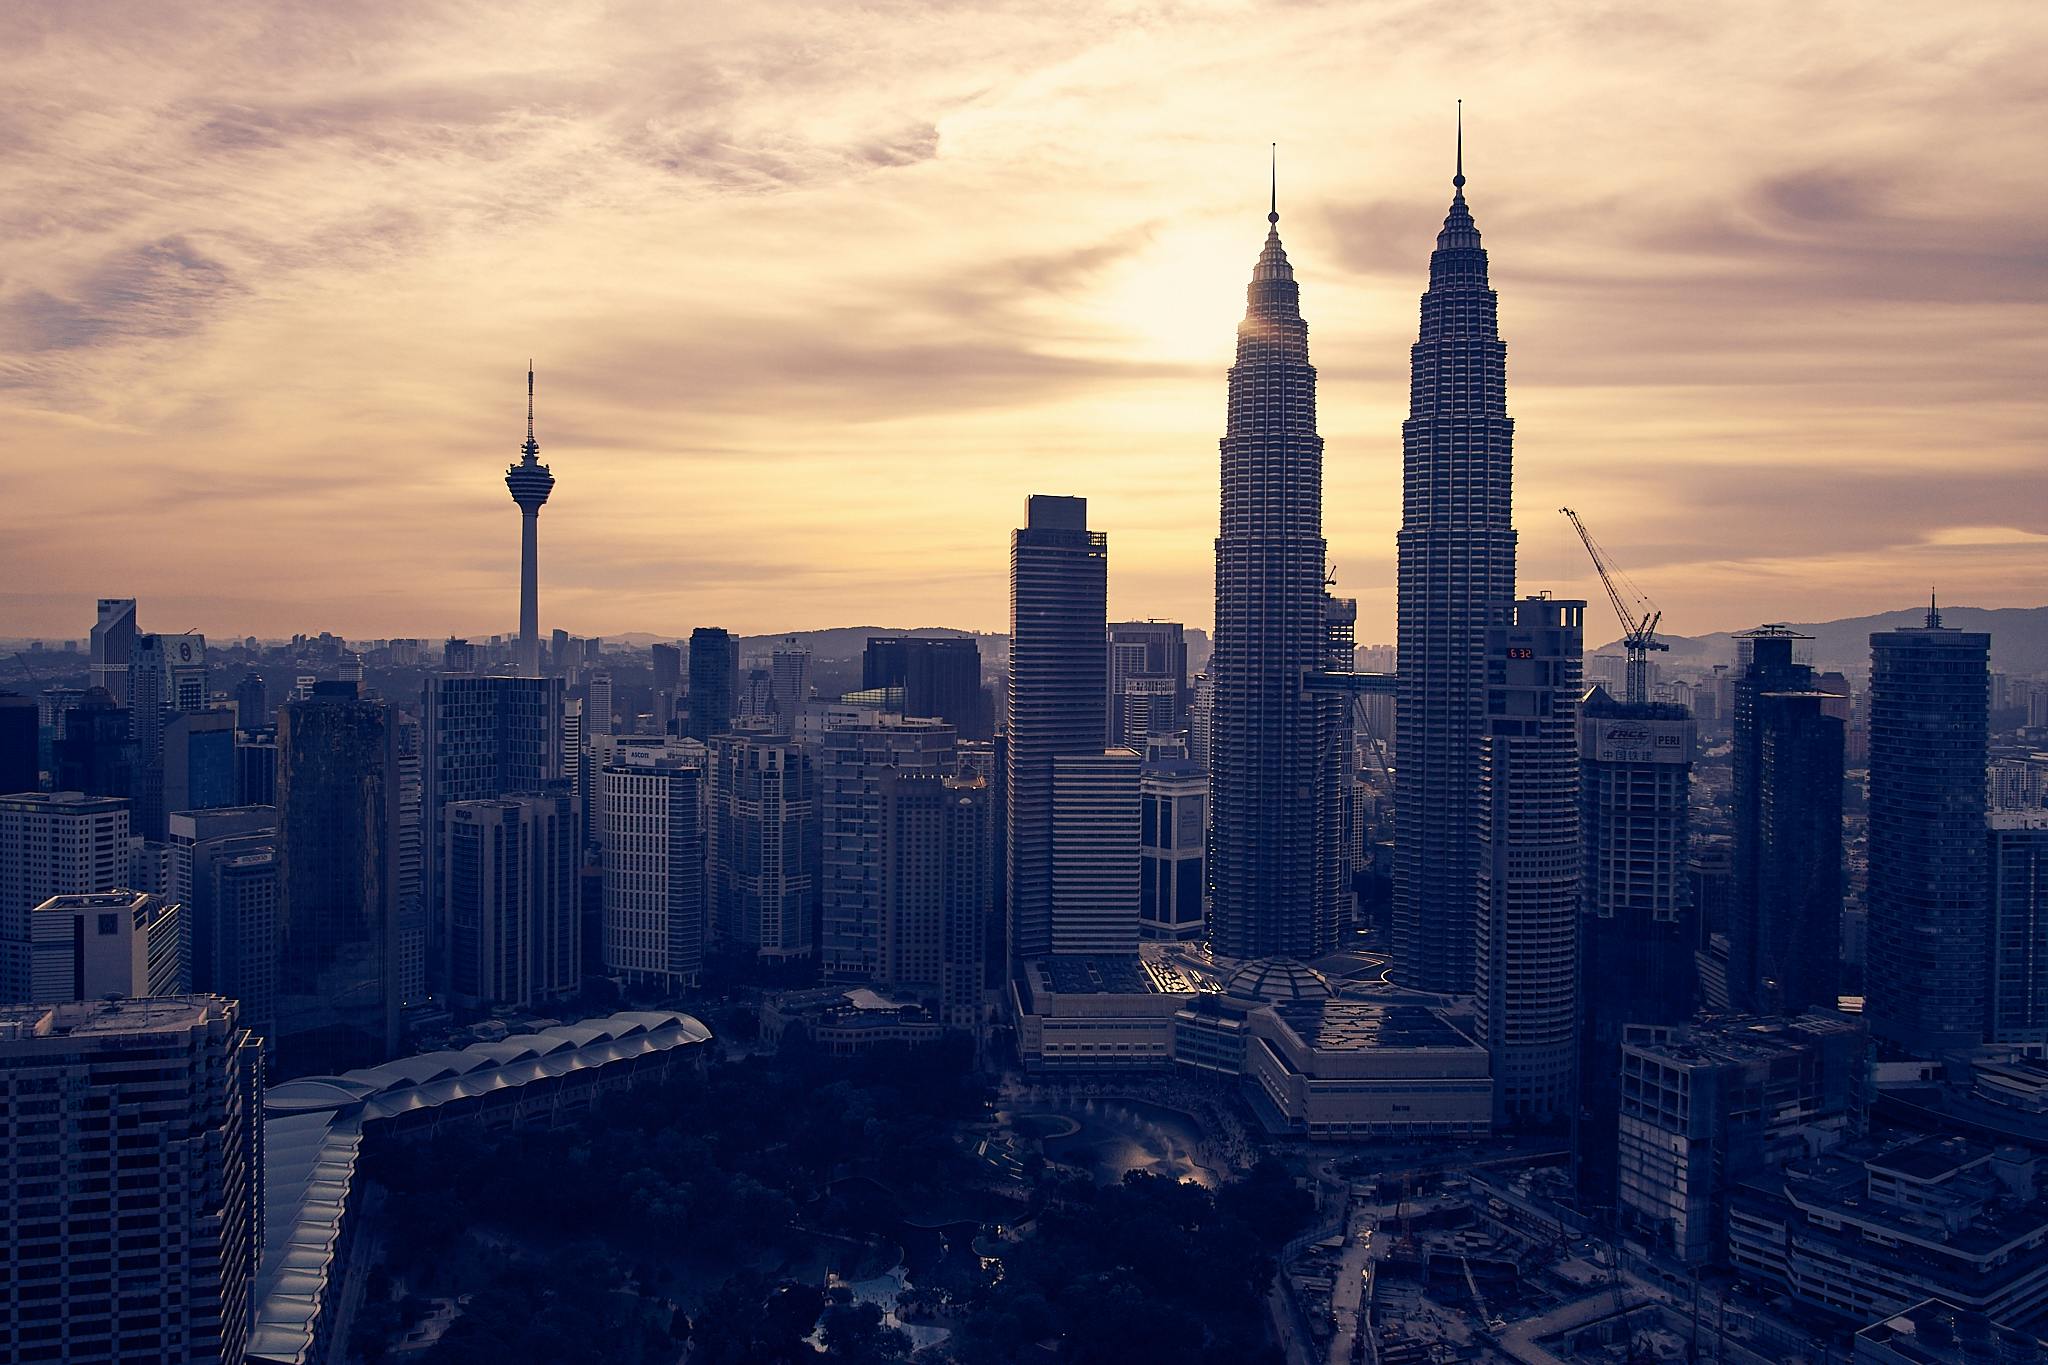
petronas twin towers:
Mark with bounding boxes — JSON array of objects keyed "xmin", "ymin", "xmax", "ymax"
[{"xmin": 1209, "ymin": 130, "xmax": 1516, "ymax": 992}]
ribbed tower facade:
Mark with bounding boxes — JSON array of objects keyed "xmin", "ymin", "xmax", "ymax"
[
  {"xmin": 1207, "ymin": 186, "xmax": 1345, "ymax": 962},
  {"xmin": 1393, "ymin": 133, "xmax": 1518, "ymax": 994},
  {"xmin": 506, "ymin": 366, "xmax": 555, "ymax": 679}
]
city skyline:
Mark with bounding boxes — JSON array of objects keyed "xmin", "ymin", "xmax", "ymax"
[{"xmin": 6, "ymin": 3, "xmax": 2045, "ymax": 642}]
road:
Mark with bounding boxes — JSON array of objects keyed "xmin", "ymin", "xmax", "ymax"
[{"xmin": 1325, "ymin": 1199, "xmax": 1375, "ymax": 1365}]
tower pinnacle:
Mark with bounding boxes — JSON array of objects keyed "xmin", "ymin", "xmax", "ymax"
[
  {"xmin": 1453, "ymin": 99, "xmax": 1465, "ymax": 193},
  {"xmin": 1269, "ymin": 142, "xmax": 1279, "ymax": 225}
]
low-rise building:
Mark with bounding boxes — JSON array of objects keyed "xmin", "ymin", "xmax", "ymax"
[
  {"xmin": 1853, "ymin": 1298, "xmax": 2045, "ymax": 1365},
  {"xmin": 1732, "ymin": 1135, "xmax": 2048, "ymax": 1328},
  {"xmin": 759, "ymin": 986, "xmax": 945, "ymax": 1055}
]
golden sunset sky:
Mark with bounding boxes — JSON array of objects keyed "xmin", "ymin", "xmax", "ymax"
[{"xmin": 4, "ymin": 1, "xmax": 2044, "ymax": 643}]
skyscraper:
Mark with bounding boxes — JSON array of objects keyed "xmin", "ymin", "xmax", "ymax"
[
  {"xmin": 770, "ymin": 636, "xmax": 813, "ymax": 719},
  {"xmin": 600, "ymin": 751, "xmax": 706, "ymax": 988},
  {"xmin": 1473, "ymin": 597, "xmax": 1582, "ymax": 1127},
  {"xmin": 275, "ymin": 682, "xmax": 400, "ymax": 1076},
  {"xmin": 1729, "ymin": 626, "xmax": 1846, "ymax": 1013},
  {"xmin": 879, "ymin": 770, "xmax": 991, "ymax": 1032},
  {"xmin": 443, "ymin": 791, "xmax": 578, "ymax": 1008},
  {"xmin": 687, "ymin": 627, "xmax": 739, "ymax": 742},
  {"xmin": 168, "ymin": 805, "xmax": 280, "ymax": 1036},
  {"xmin": 0, "ymin": 791, "xmax": 131, "ymax": 1001},
  {"xmin": 1051, "ymin": 746, "xmax": 1143, "ymax": 954},
  {"xmin": 0, "ymin": 689, "xmax": 37, "ymax": 793},
  {"xmin": 89, "ymin": 596, "xmax": 136, "ymax": 702},
  {"xmin": 1867, "ymin": 604, "xmax": 1991, "ymax": 1053},
  {"xmin": 0, "ymin": 996, "xmax": 263, "ymax": 1365},
  {"xmin": 1989, "ymin": 811, "xmax": 2048, "ymax": 1046},
  {"xmin": 1140, "ymin": 749, "xmax": 1208, "ymax": 941},
  {"xmin": 818, "ymin": 712, "xmax": 957, "ymax": 979},
  {"xmin": 1207, "ymin": 173, "xmax": 1346, "ymax": 965},
  {"xmin": 1108, "ymin": 620, "xmax": 1190, "ymax": 747},
  {"xmin": 709, "ymin": 732, "xmax": 818, "ymax": 961},
  {"xmin": 506, "ymin": 366, "xmax": 556, "ymax": 679},
  {"xmin": 420, "ymin": 673, "xmax": 565, "ymax": 989},
  {"xmin": 233, "ymin": 669, "xmax": 267, "ymax": 729},
  {"xmin": 1577, "ymin": 687, "xmax": 1695, "ymax": 1205},
  {"xmin": 1393, "ymin": 120, "xmax": 1520, "ymax": 994},
  {"xmin": 651, "ymin": 641, "xmax": 682, "ymax": 733},
  {"xmin": 865, "ymin": 636, "xmax": 986, "ymax": 738},
  {"xmin": 1006, "ymin": 494, "xmax": 1107, "ymax": 965}
]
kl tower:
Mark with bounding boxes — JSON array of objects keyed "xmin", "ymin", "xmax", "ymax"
[{"xmin": 505, "ymin": 364, "xmax": 555, "ymax": 678}]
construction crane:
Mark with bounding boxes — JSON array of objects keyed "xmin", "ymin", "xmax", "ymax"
[{"xmin": 1560, "ymin": 507, "xmax": 1667, "ymax": 705}]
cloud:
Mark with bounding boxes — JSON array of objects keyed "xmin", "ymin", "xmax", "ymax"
[{"xmin": 0, "ymin": 0, "xmax": 2043, "ymax": 640}]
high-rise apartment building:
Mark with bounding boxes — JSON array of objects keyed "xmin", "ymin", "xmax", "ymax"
[
  {"xmin": 0, "ymin": 791, "xmax": 131, "ymax": 1001},
  {"xmin": 1051, "ymin": 746, "xmax": 1143, "ymax": 955},
  {"xmin": 1207, "ymin": 188, "xmax": 1346, "ymax": 966},
  {"xmin": 1393, "ymin": 134, "xmax": 1520, "ymax": 995},
  {"xmin": 1006, "ymin": 494, "xmax": 1107, "ymax": 967},
  {"xmin": 1989, "ymin": 812, "xmax": 2048, "ymax": 1046},
  {"xmin": 600, "ymin": 752, "xmax": 706, "ymax": 988},
  {"xmin": 1577, "ymin": 687, "xmax": 1695, "ymax": 1204},
  {"xmin": 0, "ymin": 995, "xmax": 263, "ymax": 1364},
  {"xmin": 817, "ymin": 713, "xmax": 957, "ymax": 980},
  {"xmin": 1473, "ymin": 597, "xmax": 1582, "ymax": 1127},
  {"xmin": 708, "ymin": 733, "xmax": 818, "ymax": 961},
  {"xmin": 1140, "ymin": 751, "xmax": 1207, "ymax": 941},
  {"xmin": 443, "ymin": 791, "xmax": 578, "ymax": 1008},
  {"xmin": 88, "ymin": 597, "xmax": 137, "ymax": 703},
  {"xmin": 274, "ymin": 682, "xmax": 400, "ymax": 1076},
  {"xmin": 29, "ymin": 890, "xmax": 188, "ymax": 1003},
  {"xmin": 879, "ymin": 771, "xmax": 990, "ymax": 1031},
  {"xmin": 687, "ymin": 627, "xmax": 740, "ymax": 742},
  {"xmin": 1867, "ymin": 605, "xmax": 1991, "ymax": 1054}
]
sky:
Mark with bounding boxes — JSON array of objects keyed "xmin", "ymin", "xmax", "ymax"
[{"xmin": 3, "ymin": 0, "xmax": 2044, "ymax": 645}]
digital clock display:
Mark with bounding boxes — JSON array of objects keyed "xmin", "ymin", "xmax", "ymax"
[{"xmin": 1506, "ymin": 647, "xmax": 1534, "ymax": 659}]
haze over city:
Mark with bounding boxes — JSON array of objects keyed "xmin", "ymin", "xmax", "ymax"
[{"xmin": 6, "ymin": 0, "xmax": 2044, "ymax": 642}]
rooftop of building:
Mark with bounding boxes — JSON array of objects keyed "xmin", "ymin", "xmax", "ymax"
[
  {"xmin": 1621, "ymin": 1011, "xmax": 1863, "ymax": 1068},
  {"xmin": 32, "ymin": 889, "xmax": 158, "ymax": 912},
  {"xmin": 1854, "ymin": 1298, "xmax": 2044, "ymax": 1364},
  {"xmin": 1868, "ymin": 1134, "xmax": 1996, "ymax": 1184},
  {"xmin": 1268, "ymin": 999, "xmax": 1484, "ymax": 1053},
  {"xmin": 1748, "ymin": 1137, "xmax": 2048, "ymax": 1257},
  {"xmin": 0, "ymin": 994, "xmax": 218, "ymax": 1042},
  {"xmin": 1024, "ymin": 953, "xmax": 1212, "ymax": 998},
  {"xmin": 0, "ymin": 789, "xmax": 129, "ymax": 810},
  {"xmin": 264, "ymin": 1008, "xmax": 712, "ymax": 1121}
]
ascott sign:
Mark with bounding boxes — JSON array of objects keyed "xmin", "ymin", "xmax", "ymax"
[{"xmin": 1587, "ymin": 718, "xmax": 1690, "ymax": 764}]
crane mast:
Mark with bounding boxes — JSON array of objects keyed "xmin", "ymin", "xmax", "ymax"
[{"xmin": 1560, "ymin": 507, "xmax": 1668, "ymax": 705}]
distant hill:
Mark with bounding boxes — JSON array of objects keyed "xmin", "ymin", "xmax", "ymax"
[{"xmin": 1600, "ymin": 605, "xmax": 2048, "ymax": 676}]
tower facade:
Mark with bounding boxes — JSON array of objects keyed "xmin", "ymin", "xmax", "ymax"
[
  {"xmin": 1473, "ymin": 597, "xmax": 1582, "ymax": 1127},
  {"xmin": 506, "ymin": 366, "xmax": 555, "ymax": 680},
  {"xmin": 1393, "ymin": 130, "xmax": 1519, "ymax": 993},
  {"xmin": 1207, "ymin": 180, "xmax": 1346, "ymax": 963},
  {"xmin": 275, "ymin": 683, "xmax": 400, "ymax": 1076},
  {"xmin": 1867, "ymin": 606, "xmax": 1991, "ymax": 1053},
  {"xmin": 1005, "ymin": 495, "xmax": 1107, "ymax": 965},
  {"xmin": 0, "ymin": 996, "xmax": 263, "ymax": 1365}
]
